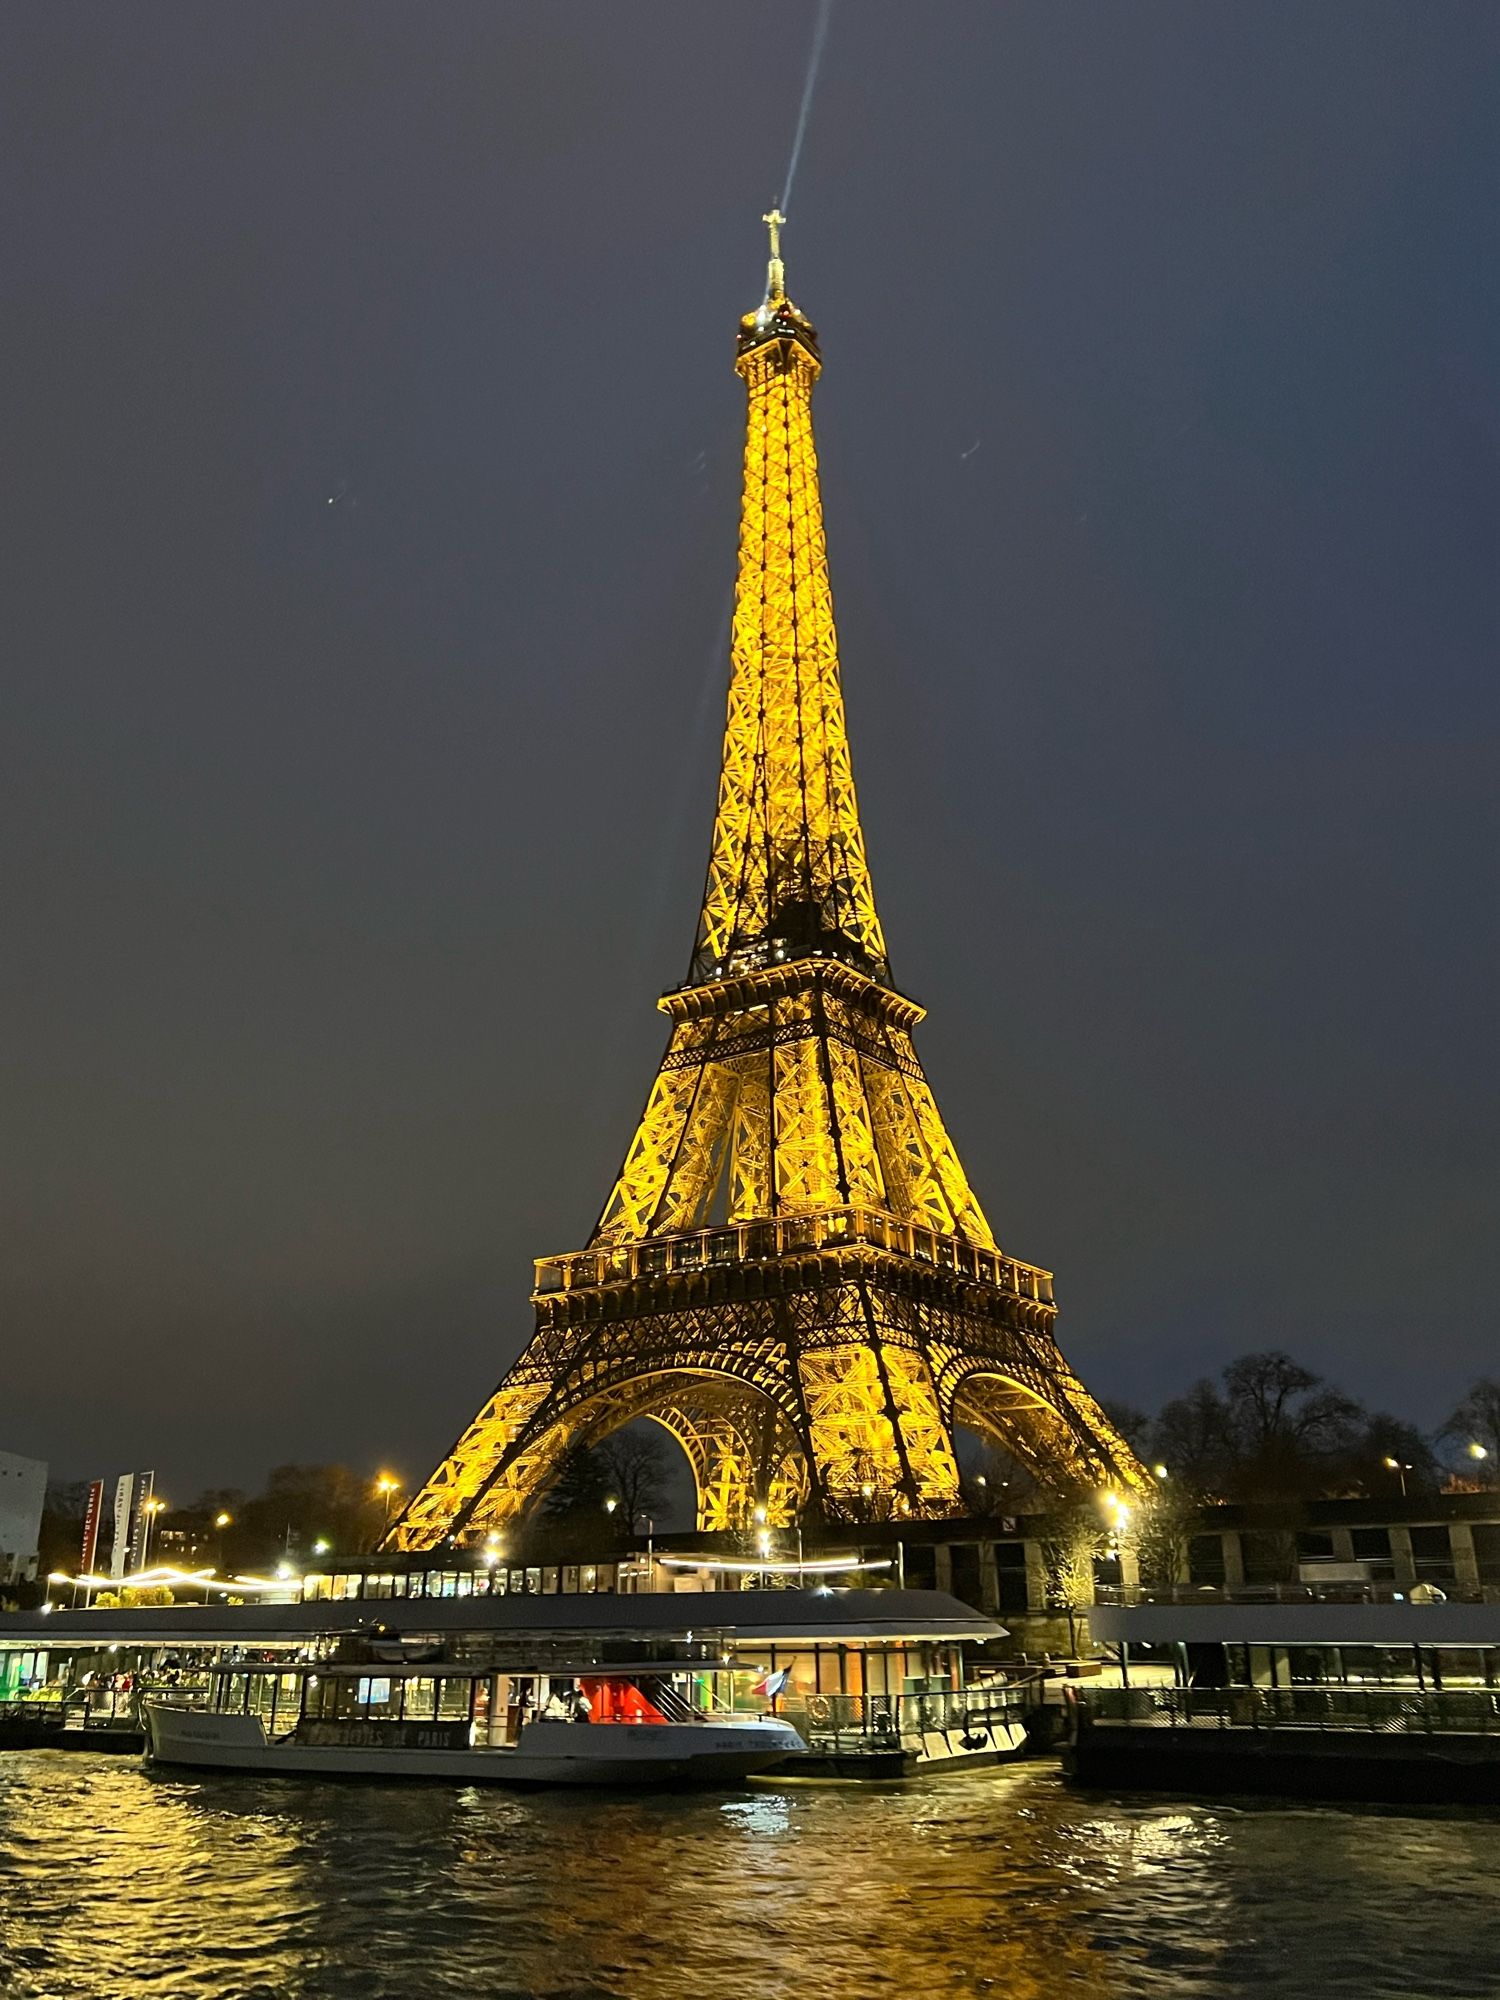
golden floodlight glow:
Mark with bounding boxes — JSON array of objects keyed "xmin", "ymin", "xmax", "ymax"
[{"xmin": 385, "ymin": 216, "xmax": 1148, "ymax": 1553}]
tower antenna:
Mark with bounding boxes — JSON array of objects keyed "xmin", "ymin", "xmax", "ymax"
[{"xmin": 762, "ymin": 208, "xmax": 787, "ymax": 299}]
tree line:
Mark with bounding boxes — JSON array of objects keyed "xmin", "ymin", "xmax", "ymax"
[{"xmin": 1102, "ymin": 1352, "xmax": 1500, "ymax": 1507}]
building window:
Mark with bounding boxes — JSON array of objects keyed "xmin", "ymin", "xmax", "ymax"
[{"xmin": 1187, "ymin": 1535, "xmax": 1227, "ymax": 1586}]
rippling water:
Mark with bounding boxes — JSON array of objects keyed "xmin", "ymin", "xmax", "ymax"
[{"xmin": 3, "ymin": 1753, "xmax": 1499, "ymax": 1999}]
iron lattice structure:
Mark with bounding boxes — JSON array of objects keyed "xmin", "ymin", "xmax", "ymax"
[{"xmin": 390, "ymin": 222, "xmax": 1142, "ymax": 1549}]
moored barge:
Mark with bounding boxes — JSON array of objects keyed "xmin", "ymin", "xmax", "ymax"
[{"xmin": 1067, "ymin": 1592, "xmax": 1500, "ymax": 1804}]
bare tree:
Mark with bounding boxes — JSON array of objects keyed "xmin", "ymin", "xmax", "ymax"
[
  {"xmin": 1439, "ymin": 1379, "xmax": 1500, "ymax": 1479},
  {"xmin": 595, "ymin": 1427, "xmax": 672, "ymax": 1522},
  {"xmin": 957, "ymin": 1443, "xmax": 1037, "ymax": 1517},
  {"xmin": 1130, "ymin": 1484, "xmax": 1199, "ymax": 1591},
  {"xmin": 1150, "ymin": 1352, "xmax": 1364, "ymax": 1502},
  {"xmin": 1039, "ymin": 1500, "xmax": 1105, "ymax": 1654}
]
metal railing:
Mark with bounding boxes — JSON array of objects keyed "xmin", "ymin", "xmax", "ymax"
[
  {"xmin": 534, "ymin": 1206, "xmax": 1053, "ymax": 1304},
  {"xmin": 1083, "ymin": 1685, "xmax": 1500, "ymax": 1736},
  {"xmin": 0, "ymin": 1691, "xmax": 140, "ymax": 1731},
  {"xmin": 783, "ymin": 1681, "xmax": 1034, "ymax": 1756},
  {"xmin": 1094, "ymin": 1580, "xmax": 1500, "ymax": 1608}
]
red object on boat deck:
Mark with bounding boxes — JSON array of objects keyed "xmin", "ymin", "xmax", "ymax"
[{"xmin": 579, "ymin": 1678, "xmax": 668, "ymax": 1724}]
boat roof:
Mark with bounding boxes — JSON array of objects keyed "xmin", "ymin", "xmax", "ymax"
[
  {"xmin": 0, "ymin": 1587, "xmax": 1003, "ymax": 1651},
  {"xmin": 1093, "ymin": 1599, "xmax": 1500, "ymax": 1649},
  {"xmin": 194, "ymin": 1659, "xmax": 770, "ymax": 1679}
]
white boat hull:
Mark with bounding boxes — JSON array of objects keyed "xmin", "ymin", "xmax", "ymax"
[{"xmin": 143, "ymin": 1703, "xmax": 804, "ymax": 1787}]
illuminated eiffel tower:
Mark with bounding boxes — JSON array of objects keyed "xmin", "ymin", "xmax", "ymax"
[{"xmin": 389, "ymin": 217, "xmax": 1142, "ymax": 1548}]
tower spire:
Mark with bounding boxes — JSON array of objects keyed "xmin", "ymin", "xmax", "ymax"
[
  {"xmin": 694, "ymin": 220, "xmax": 885, "ymax": 986},
  {"xmin": 762, "ymin": 206, "xmax": 787, "ymax": 300}
]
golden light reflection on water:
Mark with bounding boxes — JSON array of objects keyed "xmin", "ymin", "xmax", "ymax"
[{"xmin": 2, "ymin": 1755, "xmax": 1499, "ymax": 1999}]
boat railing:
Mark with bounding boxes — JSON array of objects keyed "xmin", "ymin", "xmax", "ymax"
[
  {"xmin": 784, "ymin": 1681, "xmax": 1032, "ymax": 1755},
  {"xmin": 1094, "ymin": 1581, "xmax": 1500, "ymax": 1608},
  {"xmin": 1081, "ymin": 1684, "xmax": 1500, "ymax": 1736},
  {"xmin": 632, "ymin": 1679, "xmax": 701, "ymax": 1725},
  {"xmin": 1, "ymin": 1689, "xmax": 152, "ymax": 1731}
]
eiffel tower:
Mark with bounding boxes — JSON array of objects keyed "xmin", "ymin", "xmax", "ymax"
[{"xmin": 389, "ymin": 216, "xmax": 1142, "ymax": 1549}]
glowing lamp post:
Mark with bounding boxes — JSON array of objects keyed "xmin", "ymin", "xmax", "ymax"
[{"xmin": 140, "ymin": 1497, "xmax": 167, "ymax": 1569}]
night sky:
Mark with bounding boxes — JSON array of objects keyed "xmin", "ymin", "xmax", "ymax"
[{"xmin": 5, "ymin": 4, "xmax": 1497, "ymax": 1496}]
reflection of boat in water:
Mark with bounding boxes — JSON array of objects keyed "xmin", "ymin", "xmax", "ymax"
[{"xmin": 143, "ymin": 1660, "xmax": 805, "ymax": 1786}]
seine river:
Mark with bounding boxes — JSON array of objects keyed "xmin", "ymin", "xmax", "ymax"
[{"xmin": 2, "ymin": 1752, "xmax": 1498, "ymax": 1999}]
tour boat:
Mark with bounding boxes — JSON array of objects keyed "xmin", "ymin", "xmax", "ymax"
[{"xmin": 142, "ymin": 1659, "xmax": 805, "ymax": 1787}]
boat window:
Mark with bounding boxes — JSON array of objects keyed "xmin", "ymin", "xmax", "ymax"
[{"xmin": 437, "ymin": 1678, "xmax": 472, "ymax": 1720}]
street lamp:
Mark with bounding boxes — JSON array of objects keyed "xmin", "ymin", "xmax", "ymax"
[
  {"xmin": 603, "ymin": 1496, "xmax": 618, "ymax": 1514},
  {"xmin": 1468, "ymin": 1443, "xmax": 1489, "ymax": 1462},
  {"xmin": 140, "ymin": 1497, "xmax": 167, "ymax": 1568},
  {"xmin": 375, "ymin": 1476, "xmax": 399, "ymax": 1537},
  {"xmin": 1153, "ymin": 1464, "xmax": 1169, "ymax": 1480},
  {"xmin": 1383, "ymin": 1456, "xmax": 1413, "ymax": 1498}
]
